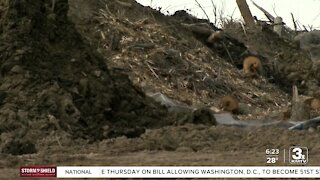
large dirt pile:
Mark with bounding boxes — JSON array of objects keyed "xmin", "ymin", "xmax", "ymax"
[
  {"xmin": 0, "ymin": 0, "xmax": 320, "ymax": 172},
  {"xmin": 74, "ymin": 0, "xmax": 320, "ymax": 151},
  {"xmin": 73, "ymin": 0, "xmax": 320, "ymax": 114},
  {"xmin": 0, "ymin": 0, "xmax": 177, "ymax": 155},
  {"xmin": 69, "ymin": 0, "xmax": 290, "ymax": 119}
]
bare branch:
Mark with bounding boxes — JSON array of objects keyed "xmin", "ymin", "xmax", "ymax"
[
  {"xmin": 290, "ymin": 13, "xmax": 297, "ymax": 31},
  {"xmin": 210, "ymin": 0, "xmax": 218, "ymax": 26},
  {"xmin": 194, "ymin": 0, "xmax": 211, "ymax": 22},
  {"xmin": 250, "ymin": 0, "xmax": 275, "ymax": 22}
]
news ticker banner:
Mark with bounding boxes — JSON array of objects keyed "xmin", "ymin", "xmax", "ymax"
[{"xmin": 20, "ymin": 166, "xmax": 320, "ymax": 178}]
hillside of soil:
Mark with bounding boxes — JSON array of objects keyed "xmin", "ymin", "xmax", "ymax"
[{"xmin": 0, "ymin": 0, "xmax": 320, "ymax": 176}]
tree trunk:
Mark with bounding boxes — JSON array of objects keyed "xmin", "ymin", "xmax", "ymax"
[{"xmin": 236, "ymin": 0, "xmax": 255, "ymax": 27}]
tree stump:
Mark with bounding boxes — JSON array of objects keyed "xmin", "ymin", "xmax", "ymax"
[{"xmin": 291, "ymin": 86, "xmax": 310, "ymax": 121}]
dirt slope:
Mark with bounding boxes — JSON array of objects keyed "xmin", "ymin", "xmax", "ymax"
[
  {"xmin": 0, "ymin": 0, "xmax": 320, "ymax": 175},
  {"xmin": 67, "ymin": 0, "xmax": 319, "ymax": 160},
  {"xmin": 0, "ymin": 0, "xmax": 176, "ymax": 155},
  {"xmin": 69, "ymin": 0, "xmax": 291, "ymax": 118}
]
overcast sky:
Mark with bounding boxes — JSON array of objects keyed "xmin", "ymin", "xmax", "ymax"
[{"xmin": 137, "ymin": 0, "xmax": 320, "ymax": 30}]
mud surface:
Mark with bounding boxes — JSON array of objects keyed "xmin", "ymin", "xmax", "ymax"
[
  {"xmin": 0, "ymin": 0, "xmax": 320, "ymax": 177},
  {"xmin": 0, "ymin": 0, "xmax": 175, "ymax": 155}
]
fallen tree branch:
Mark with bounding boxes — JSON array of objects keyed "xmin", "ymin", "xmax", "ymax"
[
  {"xmin": 250, "ymin": 0, "xmax": 274, "ymax": 22},
  {"xmin": 290, "ymin": 13, "xmax": 297, "ymax": 31}
]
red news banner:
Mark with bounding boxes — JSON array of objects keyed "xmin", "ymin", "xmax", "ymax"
[{"xmin": 20, "ymin": 166, "xmax": 56, "ymax": 178}]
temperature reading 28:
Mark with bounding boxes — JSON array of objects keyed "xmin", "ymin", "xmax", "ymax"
[{"xmin": 267, "ymin": 157, "xmax": 279, "ymax": 164}]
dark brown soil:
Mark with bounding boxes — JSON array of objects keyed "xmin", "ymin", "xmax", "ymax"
[
  {"xmin": 0, "ymin": 0, "xmax": 320, "ymax": 177},
  {"xmin": 0, "ymin": 0, "xmax": 176, "ymax": 156}
]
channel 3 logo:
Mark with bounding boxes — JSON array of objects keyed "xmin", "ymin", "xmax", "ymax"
[{"xmin": 289, "ymin": 147, "xmax": 308, "ymax": 164}]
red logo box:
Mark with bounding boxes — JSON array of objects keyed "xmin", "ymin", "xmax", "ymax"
[{"xmin": 20, "ymin": 166, "xmax": 56, "ymax": 178}]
